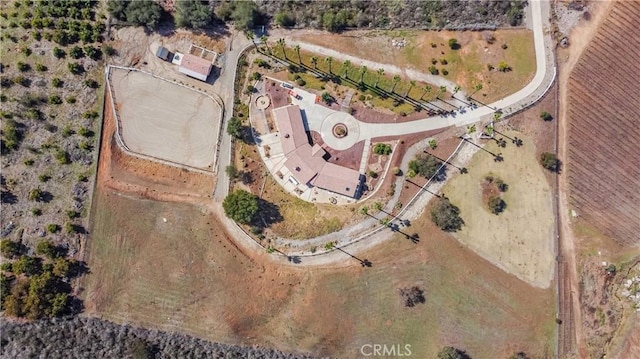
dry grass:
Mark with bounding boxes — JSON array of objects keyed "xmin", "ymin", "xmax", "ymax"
[
  {"xmin": 294, "ymin": 29, "xmax": 536, "ymax": 102},
  {"xmin": 83, "ymin": 187, "xmax": 556, "ymax": 358},
  {"xmin": 442, "ymin": 131, "xmax": 555, "ymax": 288}
]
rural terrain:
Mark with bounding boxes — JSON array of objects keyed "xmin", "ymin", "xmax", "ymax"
[{"xmin": 1, "ymin": 1, "xmax": 639, "ymax": 359}]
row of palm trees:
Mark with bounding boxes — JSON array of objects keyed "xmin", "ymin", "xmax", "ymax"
[{"xmin": 246, "ymin": 32, "xmax": 486, "ymax": 109}]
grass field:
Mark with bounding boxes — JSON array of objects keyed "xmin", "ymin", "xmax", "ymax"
[
  {"xmin": 84, "ymin": 184, "xmax": 556, "ymax": 358},
  {"xmin": 441, "ymin": 131, "xmax": 555, "ymax": 288},
  {"xmin": 294, "ymin": 29, "xmax": 536, "ymax": 103}
]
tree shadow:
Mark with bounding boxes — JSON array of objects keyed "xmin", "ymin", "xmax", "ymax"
[
  {"xmin": 255, "ymin": 199, "xmax": 283, "ymax": 228},
  {"xmin": 336, "ymin": 247, "xmax": 372, "ymax": 267},
  {"xmin": 1, "ymin": 190, "xmax": 18, "ymax": 204},
  {"xmin": 287, "ymin": 256, "xmax": 301, "ymax": 264}
]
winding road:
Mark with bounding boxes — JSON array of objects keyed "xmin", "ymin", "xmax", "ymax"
[{"xmin": 211, "ymin": 0, "xmax": 555, "ymax": 261}]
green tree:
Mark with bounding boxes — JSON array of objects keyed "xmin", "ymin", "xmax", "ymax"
[
  {"xmin": 35, "ymin": 240, "xmax": 59, "ymax": 259},
  {"xmin": 321, "ymin": 92, "xmax": 333, "ymax": 104},
  {"xmin": 293, "ymin": 44, "xmax": 301, "ymax": 64},
  {"xmin": 223, "ymin": 190, "xmax": 258, "ymax": 224},
  {"xmin": 175, "ymin": 0, "xmax": 211, "ymax": 29},
  {"xmin": 540, "ymin": 111, "xmax": 553, "ymax": 121},
  {"xmin": 437, "ymin": 346, "xmax": 469, "ymax": 359},
  {"xmin": 408, "ymin": 153, "xmax": 442, "ymax": 178},
  {"xmin": 52, "ymin": 257, "xmax": 71, "ymax": 277},
  {"xmin": 448, "ymin": 38, "xmax": 459, "ymax": 49},
  {"xmin": 1, "ymin": 239, "xmax": 23, "ymax": 259},
  {"xmin": 431, "ymin": 198, "xmax": 464, "ymax": 232},
  {"xmin": 230, "ymin": 1, "xmax": 262, "ymax": 32},
  {"xmin": 108, "ymin": 0, "xmax": 163, "ymax": 29},
  {"xmin": 498, "ymin": 61, "xmax": 511, "ymax": 72},
  {"xmin": 375, "ymin": 68, "xmax": 384, "ymax": 87},
  {"xmin": 310, "ymin": 56, "xmax": 318, "ymax": 69},
  {"xmin": 421, "ymin": 85, "xmax": 432, "ymax": 100},
  {"xmin": 540, "ymin": 152, "xmax": 561, "ymax": 172},
  {"xmin": 225, "ymin": 164, "xmax": 239, "ymax": 180},
  {"xmin": 405, "ymin": 80, "xmax": 415, "ymax": 97},
  {"xmin": 391, "ymin": 75, "xmax": 401, "ymax": 93},
  {"xmin": 12, "ymin": 255, "xmax": 40, "ymax": 276},
  {"xmin": 276, "ymin": 38, "xmax": 286, "ymax": 59},
  {"xmin": 260, "ymin": 35, "xmax": 270, "ymax": 54},
  {"xmin": 342, "ymin": 59, "xmax": 351, "ymax": 78},
  {"xmin": 226, "ymin": 117, "xmax": 243, "ymax": 139},
  {"xmin": 325, "ymin": 56, "xmax": 333, "ymax": 74},
  {"xmin": 488, "ymin": 196, "xmax": 506, "ymax": 214},
  {"xmin": 360, "ymin": 66, "xmax": 368, "ymax": 83}
]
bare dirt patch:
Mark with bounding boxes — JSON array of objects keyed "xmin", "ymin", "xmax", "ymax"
[
  {"xmin": 442, "ymin": 131, "xmax": 555, "ymax": 288},
  {"xmin": 109, "ymin": 68, "xmax": 221, "ymax": 171}
]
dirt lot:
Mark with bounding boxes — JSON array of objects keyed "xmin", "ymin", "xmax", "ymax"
[
  {"xmin": 293, "ymin": 29, "xmax": 536, "ymax": 103},
  {"xmin": 109, "ymin": 68, "xmax": 221, "ymax": 171},
  {"xmin": 442, "ymin": 131, "xmax": 555, "ymax": 288}
]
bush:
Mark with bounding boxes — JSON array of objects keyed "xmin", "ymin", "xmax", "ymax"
[
  {"xmin": 36, "ymin": 241, "xmax": 59, "ymax": 259},
  {"xmin": 35, "ymin": 63, "xmax": 47, "ymax": 72},
  {"xmin": 84, "ymin": 45, "xmax": 100, "ymax": 60},
  {"xmin": 103, "ymin": 44, "xmax": 117, "ymax": 56},
  {"xmin": 448, "ymin": 38, "xmax": 459, "ymax": 49},
  {"xmin": 69, "ymin": 46, "xmax": 84, "ymax": 59},
  {"xmin": 48, "ymin": 95, "xmax": 62, "ymax": 105},
  {"xmin": 108, "ymin": 0, "xmax": 163, "ymax": 29},
  {"xmin": 225, "ymin": 165, "xmax": 239, "ymax": 180},
  {"xmin": 28, "ymin": 188, "xmax": 43, "ymax": 201},
  {"xmin": 540, "ymin": 111, "xmax": 553, "ymax": 121},
  {"xmin": 296, "ymin": 78, "xmax": 306, "ymax": 86},
  {"xmin": 428, "ymin": 66, "xmax": 438, "ymax": 75},
  {"xmin": 24, "ymin": 158, "xmax": 34, "ymax": 166},
  {"xmin": 430, "ymin": 197, "xmax": 464, "ymax": 232},
  {"xmin": 51, "ymin": 78, "xmax": 63, "ymax": 88},
  {"xmin": 437, "ymin": 346, "xmax": 470, "ymax": 359},
  {"xmin": 251, "ymin": 72, "xmax": 262, "ymax": 80},
  {"xmin": 226, "ymin": 117, "xmax": 243, "ymax": 139},
  {"xmin": 46, "ymin": 224, "xmax": 60, "ymax": 234},
  {"xmin": 498, "ymin": 61, "xmax": 511, "ymax": 72},
  {"xmin": 78, "ymin": 127, "xmax": 93, "ymax": 137},
  {"xmin": 38, "ymin": 174, "xmax": 50, "ymax": 183},
  {"xmin": 52, "ymin": 47, "xmax": 66, "ymax": 59},
  {"xmin": 540, "ymin": 152, "xmax": 561, "ymax": 172},
  {"xmin": 67, "ymin": 62, "xmax": 84, "ymax": 74},
  {"xmin": 274, "ymin": 11, "xmax": 295, "ymax": 27},
  {"xmin": 1, "ymin": 239, "xmax": 23, "ymax": 259},
  {"xmin": 321, "ymin": 92, "xmax": 333, "ymax": 104},
  {"xmin": 84, "ymin": 79, "xmax": 99, "ymax": 88},
  {"xmin": 399, "ymin": 286, "xmax": 425, "ymax": 307},
  {"xmin": 16, "ymin": 61, "xmax": 30, "ymax": 72},
  {"xmin": 66, "ymin": 96, "xmax": 76, "ymax": 104},
  {"xmin": 222, "ymin": 189, "xmax": 258, "ymax": 224},
  {"xmin": 175, "ymin": 0, "xmax": 211, "ymax": 29},
  {"xmin": 368, "ymin": 170, "xmax": 377, "ymax": 178},
  {"xmin": 373, "ymin": 143, "xmax": 392, "ymax": 155},
  {"xmin": 488, "ymin": 196, "xmax": 506, "ymax": 214},
  {"xmin": 54, "ymin": 149, "xmax": 70, "ymax": 164},
  {"xmin": 408, "ymin": 153, "xmax": 443, "ymax": 179}
]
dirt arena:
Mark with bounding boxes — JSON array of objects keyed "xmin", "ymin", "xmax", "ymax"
[{"xmin": 108, "ymin": 68, "xmax": 221, "ymax": 171}]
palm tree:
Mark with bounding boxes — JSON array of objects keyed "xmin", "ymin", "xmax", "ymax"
[
  {"xmin": 405, "ymin": 80, "xmax": 416, "ymax": 97},
  {"xmin": 375, "ymin": 68, "xmax": 384, "ymax": 87},
  {"xmin": 294, "ymin": 44, "xmax": 301, "ymax": 64},
  {"xmin": 453, "ymin": 85, "xmax": 461, "ymax": 95},
  {"xmin": 277, "ymin": 38, "xmax": 286, "ymax": 59},
  {"xmin": 437, "ymin": 85, "xmax": 447, "ymax": 98},
  {"xmin": 245, "ymin": 31, "xmax": 257, "ymax": 50},
  {"xmin": 325, "ymin": 56, "xmax": 333, "ymax": 74},
  {"xmin": 391, "ymin": 75, "xmax": 401, "ymax": 93},
  {"xmin": 342, "ymin": 59, "xmax": 351, "ymax": 78},
  {"xmin": 420, "ymin": 85, "xmax": 432, "ymax": 100},
  {"xmin": 472, "ymin": 82, "xmax": 483, "ymax": 96},
  {"xmin": 260, "ymin": 35, "xmax": 270, "ymax": 54},
  {"xmin": 493, "ymin": 112, "xmax": 502, "ymax": 121},
  {"xmin": 311, "ymin": 56, "xmax": 318, "ymax": 69},
  {"xmin": 360, "ymin": 66, "xmax": 368, "ymax": 83}
]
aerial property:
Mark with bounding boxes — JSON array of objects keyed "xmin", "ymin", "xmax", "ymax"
[{"xmin": 272, "ymin": 105, "xmax": 363, "ymax": 198}]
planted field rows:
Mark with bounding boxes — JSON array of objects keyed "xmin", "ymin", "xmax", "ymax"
[{"xmin": 566, "ymin": 1, "xmax": 640, "ymax": 246}]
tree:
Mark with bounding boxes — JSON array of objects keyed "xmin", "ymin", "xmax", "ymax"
[
  {"xmin": 405, "ymin": 80, "xmax": 416, "ymax": 97},
  {"xmin": 274, "ymin": 11, "xmax": 295, "ymax": 27},
  {"xmin": 321, "ymin": 92, "xmax": 333, "ymax": 105},
  {"xmin": 108, "ymin": 0, "xmax": 163, "ymax": 29},
  {"xmin": 324, "ymin": 241, "xmax": 335, "ymax": 250},
  {"xmin": 226, "ymin": 117, "xmax": 243, "ymax": 139},
  {"xmin": 408, "ymin": 153, "xmax": 442, "ymax": 178},
  {"xmin": 225, "ymin": 165, "xmax": 239, "ymax": 180},
  {"xmin": 428, "ymin": 139, "xmax": 437, "ymax": 150},
  {"xmin": 245, "ymin": 31, "xmax": 257, "ymax": 50},
  {"xmin": 438, "ymin": 85, "xmax": 447, "ymax": 98},
  {"xmin": 375, "ymin": 68, "xmax": 384, "ymax": 87},
  {"xmin": 260, "ymin": 35, "xmax": 270, "ymax": 54},
  {"xmin": 12, "ymin": 256, "xmax": 40, "ymax": 276},
  {"xmin": 52, "ymin": 47, "xmax": 65, "ymax": 59},
  {"xmin": 360, "ymin": 66, "xmax": 368, "ymax": 83},
  {"xmin": 453, "ymin": 85, "xmax": 461, "ymax": 95},
  {"xmin": 277, "ymin": 38, "xmax": 286, "ymax": 59},
  {"xmin": 52, "ymin": 258, "xmax": 71, "ymax": 278},
  {"xmin": 448, "ymin": 38, "xmax": 459, "ymax": 49},
  {"xmin": 498, "ymin": 61, "xmax": 511, "ymax": 72},
  {"xmin": 1, "ymin": 239, "xmax": 23, "ymax": 259},
  {"xmin": 293, "ymin": 44, "xmax": 301, "ymax": 64},
  {"xmin": 373, "ymin": 143, "xmax": 392, "ymax": 155},
  {"xmin": 230, "ymin": 1, "xmax": 262, "ymax": 32},
  {"xmin": 35, "ymin": 241, "xmax": 59, "ymax": 259},
  {"xmin": 488, "ymin": 196, "xmax": 506, "ymax": 214},
  {"xmin": 437, "ymin": 346, "xmax": 469, "ymax": 359},
  {"xmin": 540, "ymin": 111, "xmax": 553, "ymax": 121},
  {"xmin": 472, "ymin": 82, "xmax": 483, "ymax": 96},
  {"xmin": 223, "ymin": 190, "xmax": 258, "ymax": 224},
  {"xmin": 325, "ymin": 56, "xmax": 333, "ymax": 74},
  {"xmin": 310, "ymin": 56, "xmax": 318, "ymax": 69},
  {"xmin": 175, "ymin": 0, "xmax": 211, "ymax": 29},
  {"xmin": 391, "ymin": 75, "xmax": 401, "ymax": 93},
  {"xmin": 342, "ymin": 59, "xmax": 351, "ymax": 78},
  {"xmin": 421, "ymin": 85, "xmax": 432, "ymax": 100},
  {"xmin": 430, "ymin": 197, "xmax": 464, "ymax": 232},
  {"xmin": 540, "ymin": 152, "xmax": 561, "ymax": 172},
  {"xmin": 399, "ymin": 286, "xmax": 425, "ymax": 307}
]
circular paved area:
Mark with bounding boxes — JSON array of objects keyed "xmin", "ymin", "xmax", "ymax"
[
  {"xmin": 319, "ymin": 111, "xmax": 360, "ymax": 150},
  {"xmin": 256, "ymin": 95, "xmax": 270, "ymax": 110}
]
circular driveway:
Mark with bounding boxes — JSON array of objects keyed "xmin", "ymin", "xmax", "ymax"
[{"xmin": 319, "ymin": 111, "xmax": 360, "ymax": 150}]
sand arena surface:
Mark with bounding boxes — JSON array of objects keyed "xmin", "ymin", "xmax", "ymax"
[{"xmin": 109, "ymin": 68, "xmax": 221, "ymax": 170}]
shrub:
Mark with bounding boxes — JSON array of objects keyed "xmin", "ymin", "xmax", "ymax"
[
  {"xmin": 498, "ymin": 61, "xmax": 511, "ymax": 72},
  {"xmin": 24, "ymin": 158, "xmax": 35, "ymax": 166},
  {"xmin": 399, "ymin": 286, "xmax": 425, "ymax": 307},
  {"xmin": 430, "ymin": 197, "xmax": 464, "ymax": 232},
  {"xmin": 540, "ymin": 111, "xmax": 553, "ymax": 121},
  {"xmin": 392, "ymin": 167, "xmax": 401, "ymax": 176},
  {"xmin": 501, "ymin": 43, "xmax": 508, "ymax": 49},
  {"xmin": 488, "ymin": 196, "xmax": 506, "ymax": 214},
  {"xmin": 448, "ymin": 38, "xmax": 459, "ymax": 49},
  {"xmin": 46, "ymin": 224, "xmax": 60, "ymax": 233},
  {"xmin": 16, "ymin": 62, "xmax": 30, "ymax": 72},
  {"xmin": 103, "ymin": 44, "xmax": 117, "ymax": 56},
  {"xmin": 442, "ymin": 70, "xmax": 449, "ymax": 76},
  {"xmin": 54, "ymin": 149, "xmax": 70, "ymax": 164},
  {"xmin": 84, "ymin": 79, "xmax": 99, "ymax": 88},
  {"xmin": 48, "ymin": 95, "xmax": 62, "ymax": 105},
  {"xmin": 251, "ymin": 72, "xmax": 262, "ymax": 80},
  {"xmin": 66, "ymin": 96, "xmax": 76, "ymax": 104},
  {"xmin": 31, "ymin": 208, "xmax": 42, "ymax": 216},
  {"xmin": 373, "ymin": 143, "xmax": 392, "ymax": 155},
  {"xmin": 51, "ymin": 78, "xmax": 63, "ymax": 88},
  {"xmin": 52, "ymin": 47, "xmax": 66, "ymax": 59},
  {"xmin": 35, "ymin": 64, "xmax": 47, "ymax": 72},
  {"xmin": 321, "ymin": 92, "xmax": 333, "ymax": 104},
  {"xmin": 296, "ymin": 78, "xmax": 306, "ymax": 86},
  {"xmin": 175, "ymin": 0, "xmax": 211, "ymax": 29},
  {"xmin": 408, "ymin": 153, "xmax": 443, "ymax": 179},
  {"xmin": 28, "ymin": 188, "xmax": 43, "ymax": 201},
  {"xmin": 368, "ymin": 170, "xmax": 377, "ymax": 178},
  {"xmin": 428, "ymin": 139, "xmax": 437, "ymax": 150},
  {"xmin": 84, "ymin": 45, "xmax": 100, "ymax": 60},
  {"xmin": 428, "ymin": 66, "xmax": 438, "ymax": 75},
  {"xmin": 437, "ymin": 346, "xmax": 469, "ymax": 359},
  {"xmin": 1, "ymin": 239, "xmax": 23, "ymax": 259},
  {"xmin": 38, "ymin": 174, "xmax": 50, "ymax": 183},
  {"xmin": 109, "ymin": 0, "xmax": 163, "ymax": 29},
  {"xmin": 440, "ymin": 58, "xmax": 448, "ymax": 65},
  {"xmin": 67, "ymin": 62, "xmax": 84, "ymax": 75},
  {"xmin": 540, "ymin": 152, "xmax": 561, "ymax": 172},
  {"xmin": 35, "ymin": 240, "xmax": 59, "ymax": 259},
  {"xmin": 226, "ymin": 117, "xmax": 243, "ymax": 139}
]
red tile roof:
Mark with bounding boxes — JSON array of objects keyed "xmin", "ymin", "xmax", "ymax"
[{"xmin": 179, "ymin": 53, "xmax": 212, "ymax": 78}]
